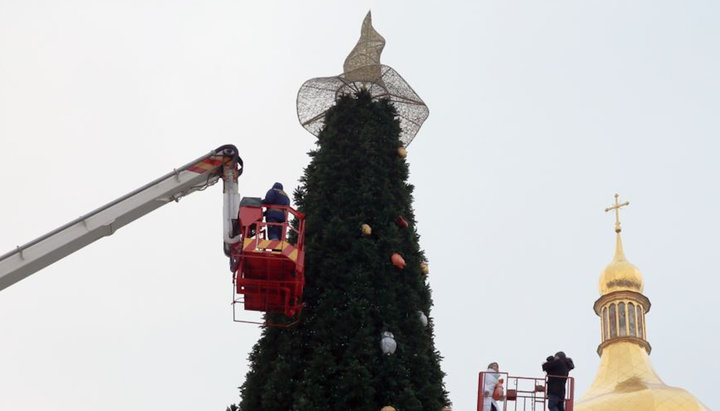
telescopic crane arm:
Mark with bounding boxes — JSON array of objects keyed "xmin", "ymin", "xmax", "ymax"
[{"xmin": 0, "ymin": 144, "xmax": 243, "ymax": 292}]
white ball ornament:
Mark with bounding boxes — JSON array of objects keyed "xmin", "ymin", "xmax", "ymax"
[
  {"xmin": 418, "ymin": 311, "xmax": 428, "ymax": 327},
  {"xmin": 380, "ymin": 331, "xmax": 397, "ymax": 355}
]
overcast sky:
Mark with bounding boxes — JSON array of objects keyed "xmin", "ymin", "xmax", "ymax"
[{"xmin": 1, "ymin": 1, "xmax": 718, "ymax": 410}]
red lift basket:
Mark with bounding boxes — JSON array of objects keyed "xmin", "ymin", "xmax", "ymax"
[{"xmin": 230, "ymin": 197, "xmax": 306, "ymax": 325}]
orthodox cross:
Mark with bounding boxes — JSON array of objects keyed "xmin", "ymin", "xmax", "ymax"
[{"xmin": 604, "ymin": 193, "xmax": 630, "ymax": 233}]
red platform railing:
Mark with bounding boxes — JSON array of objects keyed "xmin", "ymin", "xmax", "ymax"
[{"xmin": 478, "ymin": 372, "xmax": 574, "ymax": 411}]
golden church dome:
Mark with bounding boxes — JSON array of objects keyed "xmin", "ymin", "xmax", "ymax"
[
  {"xmin": 599, "ymin": 233, "xmax": 644, "ymax": 295},
  {"xmin": 576, "ymin": 343, "xmax": 710, "ymax": 411},
  {"xmin": 577, "ymin": 194, "xmax": 710, "ymax": 411}
]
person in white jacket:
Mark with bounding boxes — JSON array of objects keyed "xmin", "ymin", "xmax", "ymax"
[{"xmin": 482, "ymin": 362, "xmax": 502, "ymax": 411}]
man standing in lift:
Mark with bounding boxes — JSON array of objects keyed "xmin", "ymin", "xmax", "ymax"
[
  {"xmin": 542, "ymin": 351, "xmax": 574, "ymax": 411},
  {"xmin": 262, "ymin": 182, "xmax": 290, "ymax": 241}
]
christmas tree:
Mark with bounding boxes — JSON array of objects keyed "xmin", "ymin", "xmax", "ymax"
[{"xmin": 238, "ymin": 13, "xmax": 448, "ymax": 411}]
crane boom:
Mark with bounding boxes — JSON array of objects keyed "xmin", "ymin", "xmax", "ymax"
[{"xmin": 0, "ymin": 144, "xmax": 243, "ymax": 292}]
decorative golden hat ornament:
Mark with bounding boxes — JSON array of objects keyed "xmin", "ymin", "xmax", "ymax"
[{"xmin": 297, "ymin": 12, "xmax": 429, "ymax": 146}]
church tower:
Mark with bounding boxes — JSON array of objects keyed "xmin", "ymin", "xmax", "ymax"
[{"xmin": 575, "ymin": 194, "xmax": 709, "ymax": 411}]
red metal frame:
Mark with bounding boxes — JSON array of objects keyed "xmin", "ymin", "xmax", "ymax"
[
  {"xmin": 230, "ymin": 204, "xmax": 306, "ymax": 326},
  {"xmin": 478, "ymin": 372, "xmax": 574, "ymax": 411}
]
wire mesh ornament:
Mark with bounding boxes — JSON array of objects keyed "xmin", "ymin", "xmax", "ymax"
[{"xmin": 296, "ymin": 11, "xmax": 428, "ymax": 147}]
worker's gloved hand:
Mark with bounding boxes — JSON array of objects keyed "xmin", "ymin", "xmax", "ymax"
[{"xmin": 484, "ymin": 391, "xmax": 490, "ymax": 397}]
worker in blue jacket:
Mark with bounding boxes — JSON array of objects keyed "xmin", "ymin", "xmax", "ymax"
[{"xmin": 261, "ymin": 182, "xmax": 290, "ymax": 240}]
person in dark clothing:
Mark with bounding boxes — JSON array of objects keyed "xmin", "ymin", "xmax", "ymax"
[
  {"xmin": 261, "ymin": 182, "xmax": 290, "ymax": 240},
  {"xmin": 542, "ymin": 351, "xmax": 574, "ymax": 411}
]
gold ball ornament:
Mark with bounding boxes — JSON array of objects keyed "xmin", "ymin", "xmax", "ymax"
[
  {"xmin": 361, "ymin": 223, "xmax": 372, "ymax": 236},
  {"xmin": 397, "ymin": 147, "xmax": 407, "ymax": 158},
  {"xmin": 442, "ymin": 407, "xmax": 453, "ymax": 411},
  {"xmin": 420, "ymin": 262, "xmax": 430, "ymax": 275},
  {"xmin": 381, "ymin": 407, "xmax": 396, "ymax": 411}
]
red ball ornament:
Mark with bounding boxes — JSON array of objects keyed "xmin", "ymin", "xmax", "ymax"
[
  {"xmin": 396, "ymin": 216, "xmax": 409, "ymax": 228},
  {"xmin": 391, "ymin": 253, "xmax": 406, "ymax": 269}
]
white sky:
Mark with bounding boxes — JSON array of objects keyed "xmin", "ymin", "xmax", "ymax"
[{"xmin": 1, "ymin": 1, "xmax": 718, "ymax": 410}]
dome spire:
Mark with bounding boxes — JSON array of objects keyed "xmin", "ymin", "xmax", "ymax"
[{"xmin": 599, "ymin": 194, "xmax": 643, "ymax": 294}]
